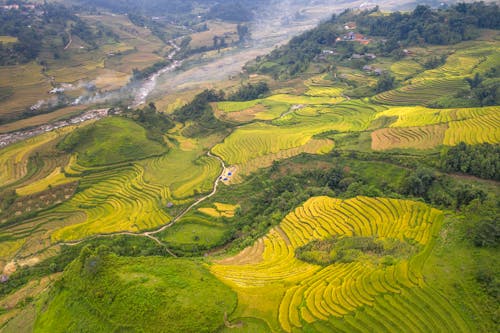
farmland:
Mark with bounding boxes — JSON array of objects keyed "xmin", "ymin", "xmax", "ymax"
[
  {"xmin": 371, "ymin": 106, "xmax": 500, "ymax": 150},
  {"xmin": 0, "ymin": 2, "xmax": 498, "ymax": 332},
  {"xmin": 211, "ymin": 196, "xmax": 469, "ymax": 332}
]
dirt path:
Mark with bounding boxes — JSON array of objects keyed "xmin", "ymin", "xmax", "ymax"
[
  {"xmin": 59, "ymin": 149, "xmax": 228, "ymax": 256},
  {"xmin": 64, "ymin": 32, "xmax": 72, "ymax": 50}
]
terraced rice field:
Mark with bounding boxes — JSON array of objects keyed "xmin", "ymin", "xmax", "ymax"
[
  {"xmin": 140, "ymin": 145, "xmax": 221, "ymax": 199},
  {"xmin": 266, "ymin": 94, "xmax": 344, "ymax": 105},
  {"xmin": 371, "ymin": 106, "xmax": 500, "ymax": 150},
  {"xmin": 305, "ymin": 86, "xmax": 344, "ymax": 97},
  {"xmin": 198, "ymin": 202, "xmax": 239, "ymax": 218},
  {"xmin": 0, "ymin": 127, "xmax": 73, "ymax": 188},
  {"xmin": 16, "ymin": 167, "xmax": 73, "ymax": 196},
  {"xmin": 372, "ymin": 77, "xmax": 468, "ymax": 106},
  {"xmin": 371, "ymin": 124, "xmax": 447, "ymax": 150},
  {"xmin": 390, "ymin": 60, "xmax": 424, "ymax": 79},
  {"xmin": 444, "ymin": 112, "xmax": 500, "ymax": 145},
  {"xmin": 216, "ymin": 100, "xmax": 263, "ymax": 113},
  {"xmin": 213, "ymin": 100, "xmax": 379, "ymax": 168},
  {"xmin": 51, "ymin": 164, "xmax": 172, "ymax": 242},
  {"xmin": 232, "ymin": 139, "xmax": 334, "ymax": 182},
  {"xmin": 211, "ymin": 196, "xmax": 469, "ymax": 332}
]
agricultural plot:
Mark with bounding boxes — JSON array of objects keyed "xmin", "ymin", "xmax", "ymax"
[
  {"xmin": 0, "ymin": 127, "xmax": 73, "ymax": 188},
  {"xmin": 140, "ymin": 142, "xmax": 221, "ymax": 199},
  {"xmin": 372, "ymin": 77, "xmax": 468, "ymax": 106},
  {"xmin": 390, "ymin": 59, "xmax": 424, "ymax": 80},
  {"xmin": 266, "ymin": 94, "xmax": 344, "ymax": 105},
  {"xmin": 416, "ymin": 44, "xmax": 499, "ymax": 79},
  {"xmin": 199, "ymin": 202, "xmax": 239, "ymax": 218},
  {"xmin": 0, "ymin": 62, "xmax": 52, "ymax": 121},
  {"xmin": 371, "ymin": 106, "xmax": 500, "ymax": 150},
  {"xmin": 51, "ymin": 164, "xmax": 172, "ymax": 242},
  {"xmin": 16, "ymin": 167, "xmax": 73, "ymax": 196},
  {"xmin": 371, "ymin": 124, "xmax": 447, "ymax": 150},
  {"xmin": 211, "ymin": 196, "xmax": 470, "ymax": 332},
  {"xmin": 213, "ymin": 100, "xmax": 379, "ymax": 167}
]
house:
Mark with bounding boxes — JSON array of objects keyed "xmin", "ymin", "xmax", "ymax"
[
  {"xmin": 365, "ymin": 53, "xmax": 377, "ymax": 59},
  {"xmin": 344, "ymin": 22, "xmax": 357, "ymax": 30},
  {"xmin": 351, "ymin": 53, "xmax": 363, "ymax": 59},
  {"xmin": 1, "ymin": 5, "xmax": 20, "ymax": 10},
  {"xmin": 363, "ymin": 65, "xmax": 374, "ymax": 71}
]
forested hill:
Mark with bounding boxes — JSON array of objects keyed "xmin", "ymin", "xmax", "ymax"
[
  {"xmin": 0, "ymin": 2, "xmax": 116, "ymax": 65},
  {"xmin": 74, "ymin": 0, "xmax": 269, "ymax": 22},
  {"xmin": 247, "ymin": 2, "xmax": 500, "ymax": 78}
]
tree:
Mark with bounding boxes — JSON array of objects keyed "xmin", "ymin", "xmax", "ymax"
[{"xmin": 375, "ymin": 73, "xmax": 395, "ymax": 93}]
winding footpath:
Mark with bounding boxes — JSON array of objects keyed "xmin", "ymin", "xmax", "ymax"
[{"xmin": 60, "ymin": 150, "xmax": 228, "ymax": 257}]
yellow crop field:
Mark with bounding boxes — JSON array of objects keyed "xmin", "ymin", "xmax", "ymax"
[
  {"xmin": 371, "ymin": 124, "xmax": 447, "ymax": 150},
  {"xmin": 212, "ymin": 122, "xmax": 313, "ymax": 165},
  {"xmin": 216, "ymin": 100, "xmax": 263, "ymax": 112},
  {"xmin": 371, "ymin": 106, "xmax": 500, "ymax": 149},
  {"xmin": 199, "ymin": 202, "xmax": 239, "ymax": 218},
  {"xmin": 211, "ymin": 196, "xmax": 468, "ymax": 332},
  {"xmin": 213, "ymin": 100, "xmax": 379, "ymax": 172},
  {"xmin": 444, "ymin": 112, "xmax": 500, "ymax": 145},
  {"xmin": 0, "ymin": 127, "xmax": 73, "ymax": 188},
  {"xmin": 390, "ymin": 59, "xmax": 424, "ymax": 79},
  {"xmin": 374, "ymin": 106, "xmax": 498, "ymax": 128},
  {"xmin": 51, "ymin": 165, "xmax": 172, "ymax": 242},
  {"xmin": 0, "ymin": 36, "xmax": 18, "ymax": 43},
  {"xmin": 266, "ymin": 94, "xmax": 344, "ymax": 105},
  {"xmin": 304, "ymin": 86, "xmax": 344, "ymax": 97},
  {"xmin": 16, "ymin": 167, "xmax": 73, "ymax": 196},
  {"xmin": 140, "ymin": 142, "xmax": 221, "ymax": 200},
  {"xmin": 232, "ymin": 138, "xmax": 334, "ymax": 182},
  {"xmin": 0, "ymin": 62, "xmax": 52, "ymax": 119},
  {"xmin": 372, "ymin": 77, "xmax": 468, "ymax": 105}
]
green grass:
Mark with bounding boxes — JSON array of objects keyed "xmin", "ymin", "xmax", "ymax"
[
  {"xmin": 217, "ymin": 100, "xmax": 263, "ymax": 112},
  {"xmin": 60, "ymin": 117, "xmax": 166, "ymax": 167},
  {"xmin": 35, "ymin": 251, "xmax": 237, "ymax": 333},
  {"xmin": 160, "ymin": 220, "xmax": 229, "ymax": 249}
]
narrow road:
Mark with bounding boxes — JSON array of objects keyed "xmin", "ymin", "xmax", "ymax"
[
  {"xmin": 60, "ymin": 149, "xmax": 228, "ymax": 257},
  {"xmin": 64, "ymin": 32, "xmax": 72, "ymax": 50}
]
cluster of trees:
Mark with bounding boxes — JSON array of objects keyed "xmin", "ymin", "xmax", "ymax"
[
  {"xmin": 249, "ymin": 2, "xmax": 499, "ymax": 79},
  {"xmin": 441, "ymin": 142, "xmax": 499, "ymax": 180},
  {"xmin": 400, "ymin": 167, "xmax": 487, "ymax": 209},
  {"xmin": 0, "ymin": 7, "xmax": 42, "ymax": 65},
  {"xmin": 0, "ymin": 3, "xmax": 112, "ymax": 65},
  {"xmin": 227, "ymin": 81, "xmax": 270, "ymax": 101},
  {"xmin": 248, "ymin": 17, "xmax": 340, "ymax": 78},
  {"xmin": 172, "ymin": 89, "xmax": 227, "ymax": 137},
  {"xmin": 131, "ymin": 60, "xmax": 170, "ymax": 81},
  {"xmin": 128, "ymin": 103, "xmax": 174, "ymax": 143},
  {"xmin": 171, "ymin": 83, "xmax": 270, "ymax": 135},
  {"xmin": 358, "ymin": 2, "xmax": 499, "ymax": 49}
]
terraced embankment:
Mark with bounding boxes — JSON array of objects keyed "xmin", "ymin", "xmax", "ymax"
[{"xmin": 211, "ymin": 196, "xmax": 471, "ymax": 332}]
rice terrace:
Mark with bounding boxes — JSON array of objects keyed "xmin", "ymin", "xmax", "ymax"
[{"xmin": 0, "ymin": 1, "xmax": 498, "ymax": 332}]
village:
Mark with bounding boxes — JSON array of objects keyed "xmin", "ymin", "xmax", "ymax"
[{"xmin": 0, "ymin": 109, "xmax": 109, "ymax": 148}]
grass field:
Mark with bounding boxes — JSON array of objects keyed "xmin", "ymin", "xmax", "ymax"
[
  {"xmin": 35, "ymin": 254, "xmax": 237, "ymax": 333},
  {"xmin": 60, "ymin": 117, "xmax": 167, "ymax": 167},
  {"xmin": 211, "ymin": 196, "xmax": 470, "ymax": 332}
]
